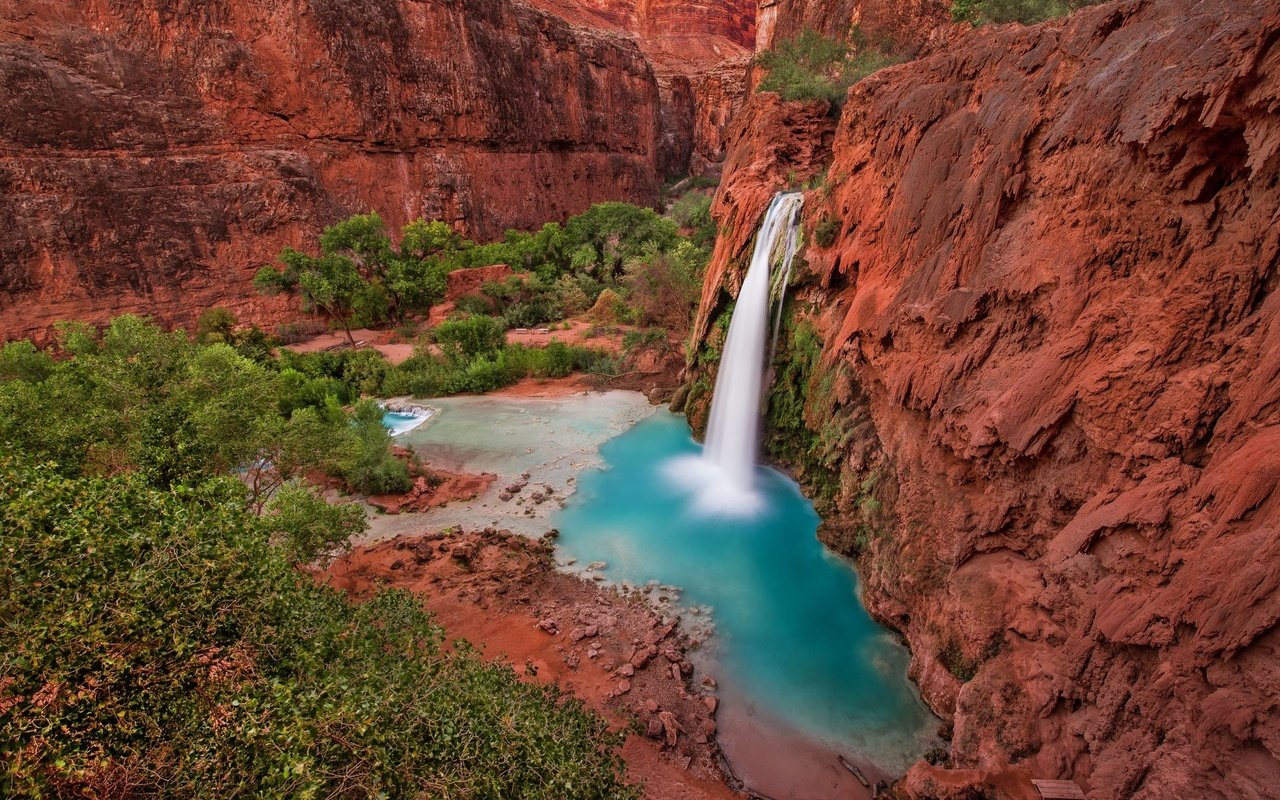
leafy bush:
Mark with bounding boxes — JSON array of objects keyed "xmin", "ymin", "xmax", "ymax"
[
  {"xmin": 343, "ymin": 399, "xmax": 412, "ymax": 494},
  {"xmin": 814, "ymin": 216, "xmax": 841, "ymax": 248},
  {"xmin": 757, "ymin": 28, "xmax": 901, "ymax": 106},
  {"xmin": 432, "ymin": 314, "xmax": 507, "ymax": 363},
  {"xmin": 757, "ymin": 29, "xmax": 855, "ymax": 104},
  {"xmin": 622, "ymin": 329, "xmax": 669, "ymax": 353},
  {"xmin": 454, "ymin": 292, "xmax": 498, "ymax": 315},
  {"xmin": 261, "ymin": 481, "xmax": 367, "ymax": 564},
  {"xmin": 952, "ymin": 0, "xmax": 1102, "ymax": 24},
  {"xmin": 0, "ymin": 340, "xmax": 53, "ymax": 382},
  {"xmin": 0, "ymin": 315, "xmax": 392, "ymax": 503},
  {"xmin": 195, "ymin": 306, "xmax": 238, "ymax": 343},
  {"xmin": 0, "ymin": 458, "xmax": 637, "ymax": 799},
  {"xmin": 668, "ymin": 191, "xmax": 716, "ymax": 248},
  {"xmin": 535, "ymin": 341, "xmax": 575, "ymax": 378}
]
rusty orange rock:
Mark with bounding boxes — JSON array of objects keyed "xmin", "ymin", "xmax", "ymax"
[
  {"xmin": 692, "ymin": 1, "xmax": 1280, "ymax": 797},
  {"xmin": 0, "ymin": 0, "xmax": 685, "ymax": 342}
]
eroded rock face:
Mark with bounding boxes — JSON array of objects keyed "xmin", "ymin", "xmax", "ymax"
[
  {"xmin": 0, "ymin": 0, "xmax": 664, "ymax": 341},
  {"xmin": 755, "ymin": 0, "xmax": 952, "ymax": 56},
  {"xmin": 693, "ymin": 1, "xmax": 1280, "ymax": 797},
  {"xmin": 528, "ymin": 0, "xmax": 757, "ymax": 178}
]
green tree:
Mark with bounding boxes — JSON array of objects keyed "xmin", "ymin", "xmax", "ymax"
[
  {"xmin": 343, "ymin": 399, "xmax": 412, "ymax": 494},
  {"xmin": 256, "ymin": 248, "xmax": 367, "ymax": 345},
  {"xmin": 195, "ymin": 307, "xmax": 238, "ymax": 344}
]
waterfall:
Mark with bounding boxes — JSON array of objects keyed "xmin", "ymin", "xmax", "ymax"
[{"xmin": 668, "ymin": 191, "xmax": 804, "ymax": 515}]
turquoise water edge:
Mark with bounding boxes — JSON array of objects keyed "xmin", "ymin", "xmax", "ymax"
[{"xmin": 553, "ymin": 410, "xmax": 937, "ymax": 775}]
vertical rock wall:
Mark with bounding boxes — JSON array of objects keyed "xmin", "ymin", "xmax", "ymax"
[
  {"xmin": 691, "ymin": 1, "xmax": 1280, "ymax": 797},
  {"xmin": 0, "ymin": 0, "xmax": 664, "ymax": 340}
]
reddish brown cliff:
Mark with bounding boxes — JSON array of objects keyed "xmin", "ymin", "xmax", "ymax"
[
  {"xmin": 0, "ymin": 0, "xmax": 664, "ymax": 341},
  {"xmin": 693, "ymin": 1, "xmax": 1280, "ymax": 797},
  {"xmin": 527, "ymin": 0, "xmax": 757, "ymax": 176},
  {"xmin": 755, "ymin": 0, "xmax": 951, "ymax": 56}
]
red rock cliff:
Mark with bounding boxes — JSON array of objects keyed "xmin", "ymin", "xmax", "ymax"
[
  {"xmin": 527, "ymin": 0, "xmax": 758, "ymax": 176},
  {"xmin": 0, "ymin": 0, "xmax": 664, "ymax": 341},
  {"xmin": 693, "ymin": 1, "xmax": 1280, "ymax": 797}
]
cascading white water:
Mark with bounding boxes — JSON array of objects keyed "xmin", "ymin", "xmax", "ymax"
[{"xmin": 667, "ymin": 192, "xmax": 804, "ymax": 515}]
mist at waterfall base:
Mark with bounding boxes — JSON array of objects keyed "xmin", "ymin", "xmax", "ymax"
[
  {"xmin": 553, "ymin": 412, "xmax": 937, "ymax": 781},
  {"xmin": 666, "ymin": 192, "xmax": 805, "ymax": 516}
]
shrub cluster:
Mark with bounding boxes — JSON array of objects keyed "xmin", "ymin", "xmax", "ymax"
[
  {"xmin": 0, "ymin": 459, "xmax": 636, "ymax": 798},
  {"xmin": 952, "ymin": 0, "xmax": 1103, "ymax": 25},
  {"xmin": 0, "ymin": 316, "xmax": 408, "ymax": 500},
  {"xmin": 382, "ymin": 316, "xmax": 620, "ymax": 397},
  {"xmin": 0, "ymin": 317, "xmax": 639, "ymax": 797},
  {"xmin": 756, "ymin": 28, "xmax": 901, "ymax": 106},
  {"xmin": 262, "ymin": 201, "xmax": 712, "ymax": 342}
]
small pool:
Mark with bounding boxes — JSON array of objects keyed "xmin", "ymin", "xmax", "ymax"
[
  {"xmin": 380, "ymin": 408, "xmax": 433, "ymax": 437},
  {"xmin": 552, "ymin": 411, "xmax": 938, "ymax": 792}
]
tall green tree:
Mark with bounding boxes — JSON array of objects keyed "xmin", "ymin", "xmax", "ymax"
[{"xmin": 256, "ymin": 248, "xmax": 368, "ymax": 345}]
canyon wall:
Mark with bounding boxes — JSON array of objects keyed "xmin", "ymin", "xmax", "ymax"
[
  {"xmin": 756, "ymin": 0, "xmax": 951, "ymax": 56},
  {"xmin": 692, "ymin": 1, "xmax": 1280, "ymax": 797},
  {"xmin": 526, "ymin": 0, "xmax": 757, "ymax": 176},
  {"xmin": 0, "ymin": 0, "xmax": 674, "ymax": 341}
]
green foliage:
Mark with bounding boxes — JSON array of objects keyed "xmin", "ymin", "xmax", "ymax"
[
  {"xmin": 757, "ymin": 29, "xmax": 854, "ymax": 104},
  {"xmin": 454, "ymin": 292, "xmax": 498, "ymax": 316},
  {"xmin": 813, "ymin": 216, "xmax": 841, "ymax": 248},
  {"xmin": 622, "ymin": 329, "xmax": 669, "ymax": 353},
  {"xmin": 757, "ymin": 27, "xmax": 902, "ymax": 106},
  {"xmin": 257, "ymin": 248, "xmax": 368, "ymax": 344},
  {"xmin": 952, "ymin": 0, "xmax": 1101, "ymax": 24},
  {"xmin": 0, "ymin": 315, "xmax": 396, "ymax": 505},
  {"xmin": 764, "ymin": 317, "xmax": 843, "ymax": 510},
  {"xmin": 194, "ymin": 307, "xmax": 238, "ymax": 344},
  {"xmin": 0, "ymin": 340, "xmax": 53, "ymax": 382},
  {"xmin": 432, "ymin": 314, "xmax": 507, "ymax": 363},
  {"xmin": 260, "ymin": 481, "xmax": 368, "ymax": 564},
  {"xmin": 668, "ymin": 191, "xmax": 716, "ymax": 248},
  {"xmin": 257, "ymin": 213, "xmax": 453, "ymax": 336},
  {"xmin": 381, "ymin": 339, "xmax": 614, "ymax": 398},
  {"xmin": 0, "ymin": 458, "xmax": 636, "ymax": 799},
  {"xmin": 343, "ymin": 399, "xmax": 412, "ymax": 494},
  {"xmin": 623, "ymin": 240, "xmax": 707, "ymax": 333}
]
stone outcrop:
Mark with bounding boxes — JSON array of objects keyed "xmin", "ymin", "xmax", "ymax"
[
  {"xmin": 692, "ymin": 1, "xmax": 1280, "ymax": 797},
  {"xmin": 0, "ymin": 0, "xmax": 665, "ymax": 341}
]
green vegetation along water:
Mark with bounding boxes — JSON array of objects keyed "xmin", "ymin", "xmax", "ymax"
[{"xmin": 553, "ymin": 411, "xmax": 938, "ymax": 779}]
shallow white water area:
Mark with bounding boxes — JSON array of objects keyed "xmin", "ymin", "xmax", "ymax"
[{"xmin": 362, "ymin": 390, "xmax": 656, "ymax": 541}]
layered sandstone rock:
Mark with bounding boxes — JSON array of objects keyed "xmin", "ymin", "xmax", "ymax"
[
  {"xmin": 0, "ymin": 0, "xmax": 663, "ymax": 341},
  {"xmin": 528, "ymin": 0, "xmax": 757, "ymax": 177},
  {"xmin": 693, "ymin": 1, "xmax": 1280, "ymax": 797}
]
